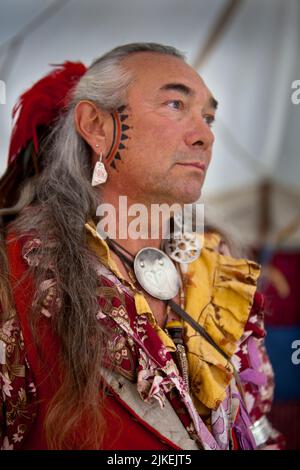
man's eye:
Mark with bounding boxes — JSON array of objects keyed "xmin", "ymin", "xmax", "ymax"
[
  {"xmin": 204, "ymin": 115, "xmax": 215, "ymax": 127},
  {"xmin": 166, "ymin": 100, "xmax": 184, "ymax": 110}
]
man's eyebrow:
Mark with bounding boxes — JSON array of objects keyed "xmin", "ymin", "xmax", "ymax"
[
  {"xmin": 160, "ymin": 83, "xmax": 219, "ymax": 110},
  {"xmin": 159, "ymin": 83, "xmax": 218, "ymax": 110},
  {"xmin": 209, "ymin": 96, "xmax": 218, "ymax": 110},
  {"xmin": 159, "ymin": 83, "xmax": 194, "ymax": 96}
]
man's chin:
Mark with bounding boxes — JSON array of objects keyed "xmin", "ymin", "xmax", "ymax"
[
  {"xmin": 149, "ymin": 181, "xmax": 203, "ymax": 205},
  {"xmin": 177, "ymin": 185, "xmax": 203, "ymax": 204}
]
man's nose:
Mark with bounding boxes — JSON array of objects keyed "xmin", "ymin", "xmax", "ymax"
[{"xmin": 184, "ymin": 116, "xmax": 215, "ymax": 150}]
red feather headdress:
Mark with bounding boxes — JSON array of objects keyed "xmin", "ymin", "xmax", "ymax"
[
  {"xmin": 8, "ymin": 61, "xmax": 87, "ymax": 163},
  {"xmin": 0, "ymin": 61, "xmax": 87, "ymax": 210}
]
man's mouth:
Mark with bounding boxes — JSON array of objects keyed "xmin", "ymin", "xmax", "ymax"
[{"xmin": 176, "ymin": 162, "xmax": 206, "ymax": 172}]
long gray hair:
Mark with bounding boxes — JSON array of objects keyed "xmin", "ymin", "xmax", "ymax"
[{"xmin": 0, "ymin": 42, "xmax": 185, "ymax": 449}]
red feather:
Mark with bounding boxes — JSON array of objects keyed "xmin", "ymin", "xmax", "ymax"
[{"xmin": 8, "ymin": 61, "xmax": 87, "ymax": 164}]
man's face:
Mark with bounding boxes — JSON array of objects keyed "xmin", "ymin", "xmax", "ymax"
[{"xmin": 106, "ymin": 52, "xmax": 216, "ymax": 205}]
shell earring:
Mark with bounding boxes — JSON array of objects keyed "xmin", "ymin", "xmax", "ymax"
[{"xmin": 92, "ymin": 145, "xmax": 108, "ymax": 186}]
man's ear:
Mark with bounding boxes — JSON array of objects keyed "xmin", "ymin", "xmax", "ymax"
[{"xmin": 74, "ymin": 100, "xmax": 111, "ymax": 154}]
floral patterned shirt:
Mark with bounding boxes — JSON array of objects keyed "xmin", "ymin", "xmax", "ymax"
[{"xmin": 0, "ymin": 227, "xmax": 284, "ymax": 449}]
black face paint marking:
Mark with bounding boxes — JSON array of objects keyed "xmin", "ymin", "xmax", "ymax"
[
  {"xmin": 106, "ymin": 115, "xmax": 117, "ymax": 159},
  {"xmin": 105, "ymin": 104, "xmax": 131, "ymax": 170}
]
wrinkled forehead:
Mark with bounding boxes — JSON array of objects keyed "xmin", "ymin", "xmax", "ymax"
[{"xmin": 121, "ymin": 52, "xmax": 212, "ymax": 103}]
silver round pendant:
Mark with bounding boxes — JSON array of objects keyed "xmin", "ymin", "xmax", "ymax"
[
  {"xmin": 134, "ymin": 247, "xmax": 180, "ymax": 300},
  {"xmin": 164, "ymin": 231, "xmax": 201, "ymax": 264}
]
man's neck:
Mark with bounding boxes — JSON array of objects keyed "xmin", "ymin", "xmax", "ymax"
[{"xmin": 98, "ymin": 189, "xmax": 167, "ymax": 256}]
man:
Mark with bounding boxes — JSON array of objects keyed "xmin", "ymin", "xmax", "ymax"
[{"xmin": 0, "ymin": 43, "xmax": 282, "ymax": 450}]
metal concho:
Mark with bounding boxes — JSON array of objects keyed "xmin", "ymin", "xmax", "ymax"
[
  {"xmin": 164, "ymin": 231, "xmax": 201, "ymax": 264},
  {"xmin": 134, "ymin": 247, "xmax": 180, "ymax": 300}
]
